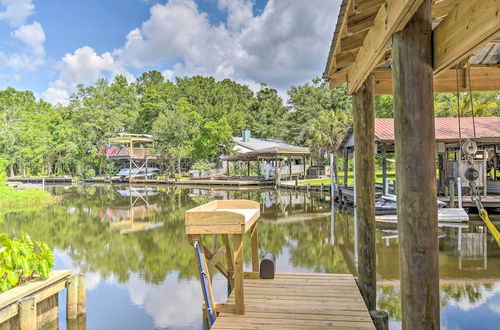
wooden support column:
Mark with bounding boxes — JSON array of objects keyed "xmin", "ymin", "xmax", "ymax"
[
  {"xmin": 382, "ymin": 146, "xmax": 387, "ymax": 194},
  {"xmin": 19, "ymin": 297, "xmax": 37, "ymax": 330},
  {"xmin": 352, "ymin": 73, "xmax": 376, "ymax": 311},
  {"xmin": 67, "ymin": 274, "xmax": 79, "ymax": 320},
  {"xmin": 392, "ymin": 0, "xmax": 440, "ymax": 328},
  {"xmin": 343, "ymin": 148, "xmax": 349, "ymax": 187}
]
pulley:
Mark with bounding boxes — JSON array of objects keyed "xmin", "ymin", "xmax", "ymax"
[
  {"xmin": 464, "ymin": 167, "xmax": 479, "ymax": 182},
  {"xmin": 461, "ymin": 139, "xmax": 477, "ymax": 156}
]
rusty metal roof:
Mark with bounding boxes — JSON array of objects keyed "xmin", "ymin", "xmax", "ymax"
[{"xmin": 375, "ymin": 117, "xmax": 500, "ymax": 143}]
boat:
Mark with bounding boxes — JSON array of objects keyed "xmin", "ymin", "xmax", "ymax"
[
  {"xmin": 114, "ymin": 167, "xmax": 160, "ymax": 181},
  {"xmin": 375, "ymin": 195, "xmax": 447, "ymax": 215}
]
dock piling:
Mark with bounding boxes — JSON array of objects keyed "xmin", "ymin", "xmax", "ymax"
[{"xmin": 18, "ymin": 297, "xmax": 36, "ymax": 330}]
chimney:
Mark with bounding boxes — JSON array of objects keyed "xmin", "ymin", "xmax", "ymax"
[{"xmin": 242, "ymin": 129, "xmax": 251, "ymax": 143}]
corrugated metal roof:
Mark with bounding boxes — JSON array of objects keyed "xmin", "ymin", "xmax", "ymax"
[
  {"xmin": 225, "ymin": 146, "xmax": 311, "ymax": 161},
  {"xmin": 233, "ymin": 137, "xmax": 298, "ymax": 152},
  {"xmin": 375, "ymin": 117, "xmax": 500, "ymax": 143}
]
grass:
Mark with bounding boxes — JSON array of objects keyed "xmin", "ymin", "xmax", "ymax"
[
  {"xmin": 0, "ymin": 186, "xmax": 59, "ymax": 208},
  {"xmin": 300, "ymin": 171, "xmax": 396, "ymax": 186}
]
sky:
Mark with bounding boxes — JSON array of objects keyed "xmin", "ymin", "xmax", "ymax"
[{"xmin": 0, "ymin": 0, "xmax": 340, "ymax": 105}]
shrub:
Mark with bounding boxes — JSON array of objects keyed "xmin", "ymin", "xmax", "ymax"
[
  {"xmin": 0, "ymin": 232, "xmax": 54, "ymax": 292},
  {"xmin": 191, "ymin": 160, "xmax": 215, "ymax": 171}
]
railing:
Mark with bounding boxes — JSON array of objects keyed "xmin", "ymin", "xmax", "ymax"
[{"xmin": 108, "ymin": 147, "xmax": 157, "ymax": 159}]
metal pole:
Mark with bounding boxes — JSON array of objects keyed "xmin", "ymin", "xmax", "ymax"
[
  {"xmin": 457, "ymin": 177, "xmax": 462, "ymax": 208},
  {"xmin": 330, "ymin": 152, "xmax": 335, "ymax": 198}
]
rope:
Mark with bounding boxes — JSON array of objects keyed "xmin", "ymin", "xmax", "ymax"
[
  {"xmin": 466, "ymin": 61, "xmax": 477, "ymax": 141},
  {"xmin": 455, "ymin": 67, "xmax": 462, "ymax": 146},
  {"xmin": 475, "ymin": 200, "xmax": 500, "ymax": 248}
]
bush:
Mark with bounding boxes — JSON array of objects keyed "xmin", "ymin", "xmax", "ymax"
[
  {"xmin": 191, "ymin": 160, "xmax": 215, "ymax": 171},
  {"xmin": 0, "ymin": 232, "xmax": 54, "ymax": 292},
  {"xmin": 84, "ymin": 168, "xmax": 96, "ymax": 179}
]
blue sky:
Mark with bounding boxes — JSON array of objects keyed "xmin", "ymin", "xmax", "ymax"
[{"xmin": 0, "ymin": 0, "xmax": 338, "ymax": 104}]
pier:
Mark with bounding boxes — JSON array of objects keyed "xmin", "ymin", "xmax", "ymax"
[{"xmin": 213, "ymin": 273, "xmax": 375, "ymax": 329}]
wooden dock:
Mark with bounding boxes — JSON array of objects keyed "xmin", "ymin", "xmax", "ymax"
[
  {"xmin": 376, "ymin": 207, "xmax": 469, "ymax": 223},
  {"xmin": 7, "ymin": 177, "xmax": 76, "ymax": 184},
  {"xmin": 83, "ymin": 177, "xmax": 272, "ymax": 187},
  {"xmin": 212, "ymin": 273, "xmax": 375, "ymax": 329}
]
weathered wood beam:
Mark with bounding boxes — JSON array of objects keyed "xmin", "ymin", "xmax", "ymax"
[
  {"xmin": 354, "ymin": 0, "xmax": 384, "ymax": 15},
  {"xmin": 335, "ymin": 50, "xmax": 358, "ymax": 67},
  {"xmin": 433, "ymin": 0, "xmax": 500, "ymax": 76},
  {"xmin": 431, "ymin": 0, "xmax": 460, "ymax": 19},
  {"xmin": 392, "ymin": 1, "xmax": 440, "ymax": 328},
  {"xmin": 353, "ymin": 74, "xmax": 376, "ymax": 311},
  {"xmin": 326, "ymin": 0, "xmax": 355, "ymax": 76},
  {"xmin": 373, "ymin": 66, "xmax": 500, "ymax": 94},
  {"xmin": 347, "ymin": 0, "xmax": 425, "ymax": 94},
  {"xmin": 340, "ymin": 30, "xmax": 369, "ymax": 53},
  {"xmin": 329, "ymin": 69, "xmax": 349, "ymax": 89},
  {"xmin": 347, "ymin": 8, "xmax": 378, "ymax": 35}
]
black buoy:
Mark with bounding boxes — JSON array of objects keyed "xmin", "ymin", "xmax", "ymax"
[{"xmin": 259, "ymin": 252, "xmax": 276, "ymax": 279}]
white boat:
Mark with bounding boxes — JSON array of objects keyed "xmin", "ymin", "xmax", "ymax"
[{"xmin": 114, "ymin": 167, "xmax": 160, "ymax": 181}]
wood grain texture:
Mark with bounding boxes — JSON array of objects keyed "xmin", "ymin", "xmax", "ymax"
[
  {"xmin": 212, "ymin": 273, "xmax": 375, "ymax": 329},
  {"xmin": 392, "ymin": 0, "xmax": 440, "ymax": 328},
  {"xmin": 352, "ymin": 74, "xmax": 377, "ymax": 311}
]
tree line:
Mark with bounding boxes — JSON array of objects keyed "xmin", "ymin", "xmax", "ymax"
[
  {"xmin": 0, "ymin": 73, "xmax": 351, "ymax": 177},
  {"xmin": 0, "ymin": 70, "xmax": 498, "ymax": 178}
]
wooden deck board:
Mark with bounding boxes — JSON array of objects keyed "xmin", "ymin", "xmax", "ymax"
[{"xmin": 212, "ymin": 273, "xmax": 375, "ymax": 330}]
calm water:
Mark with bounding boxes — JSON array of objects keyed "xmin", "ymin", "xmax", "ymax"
[{"xmin": 2, "ymin": 184, "xmax": 499, "ymax": 329}]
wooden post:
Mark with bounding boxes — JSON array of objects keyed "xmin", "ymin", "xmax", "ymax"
[
  {"xmin": 77, "ymin": 273, "xmax": 86, "ymax": 315},
  {"xmin": 494, "ymin": 145, "xmax": 497, "ymax": 180},
  {"xmin": 352, "ymin": 73, "xmax": 376, "ymax": 311},
  {"xmin": 233, "ymin": 234, "xmax": 244, "ymax": 314},
  {"xmin": 67, "ymin": 274, "xmax": 79, "ymax": 320},
  {"xmin": 343, "ymin": 148, "xmax": 349, "ymax": 187},
  {"xmin": 19, "ymin": 297, "xmax": 36, "ymax": 330},
  {"xmin": 370, "ymin": 310, "xmax": 389, "ymax": 330},
  {"xmin": 449, "ymin": 179, "xmax": 456, "ymax": 208},
  {"xmin": 382, "ymin": 147, "xmax": 387, "ymax": 194},
  {"xmin": 392, "ymin": 0, "xmax": 440, "ymax": 328},
  {"xmin": 222, "ymin": 234, "xmax": 234, "ymax": 291},
  {"xmin": 250, "ymin": 223, "xmax": 259, "ymax": 272}
]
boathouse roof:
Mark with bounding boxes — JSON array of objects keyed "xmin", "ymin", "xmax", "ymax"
[
  {"xmin": 340, "ymin": 117, "xmax": 500, "ymax": 149},
  {"xmin": 233, "ymin": 136, "xmax": 298, "ymax": 154},
  {"xmin": 224, "ymin": 146, "xmax": 311, "ymax": 161},
  {"xmin": 324, "ymin": 0, "xmax": 500, "ymax": 95}
]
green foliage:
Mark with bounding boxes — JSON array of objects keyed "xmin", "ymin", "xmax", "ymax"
[
  {"xmin": 191, "ymin": 160, "xmax": 215, "ymax": 171},
  {"xmin": 1, "ymin": 72, "xmax": 498, "ymax": 177},
  {"xmin": 286, "ymin": 79, "xmax": 352, "ymax": 156},
  {"xmin": 0, "ymin": 232, "xmax": 54, "ymax": 292}
]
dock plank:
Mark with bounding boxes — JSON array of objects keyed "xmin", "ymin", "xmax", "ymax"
[{"xmin": 212, "ymin": 272, "xmax": 375, "ymax": 329}]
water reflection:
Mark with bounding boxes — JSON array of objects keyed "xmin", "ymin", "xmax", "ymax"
[{"xmin": 0, "ymin": 184, "xmax": 498, "ymax": 329}]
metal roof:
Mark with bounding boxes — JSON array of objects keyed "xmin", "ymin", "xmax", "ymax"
[
  {"xmin": 225, "ymin": 146, "xmax": 311, "ymax": 161},
  {"xmin": 233, "ymin": 137, "xmax": 298, "ymax": 152},
  {"xmin": 341, "ymin": 117, "xmax": 500, "ymax": 149}
]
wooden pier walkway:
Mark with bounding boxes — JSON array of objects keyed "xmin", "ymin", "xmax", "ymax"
[{"xmin": 212, "ymin": 272, "xmax": 375, "ymax": 329}]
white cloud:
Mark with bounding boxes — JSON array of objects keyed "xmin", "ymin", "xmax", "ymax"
[
  {"xmin": 0, "ymin": 0, "xmax": 35, "ymax": 27},
  {"xmin": 43, "ymin": 46, "xmax": 132, "ymax": 105},
  {"xmin": 5, "ymin": 52, "xmax": 44, "ymax": 70},
  {"xmin": 12, "ymin": 21, "xmax": 46, "ymax": 56},
  {"xmin": 217, "ymin": 0, "xmax": 253, "ymax": 32},
  {"xmin": 45, "ymin": 0, "xmax": 339, "ymax": 103},
  {"xmin": 118, "ymin": 0, "xmax": 338, "ymax": 88},
  {"xmin": 43, "ymin": 87, "xmax": 70, "ymax": 106}
]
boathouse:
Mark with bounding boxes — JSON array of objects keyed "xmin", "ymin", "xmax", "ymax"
[
  {"xmin": 324, "ymin": 0, "xmax": 499, "ymax": 328},
  {"xmin": 223, "ymin": 129, "xmax": 311, "ymax": 181},
  {"xmin": 106, "ymin": 133, "xmax": 162, "ymax": 180},
  {"xmin": 339, "ymin": 117, "xmax": 500, "ymax": 196}
]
